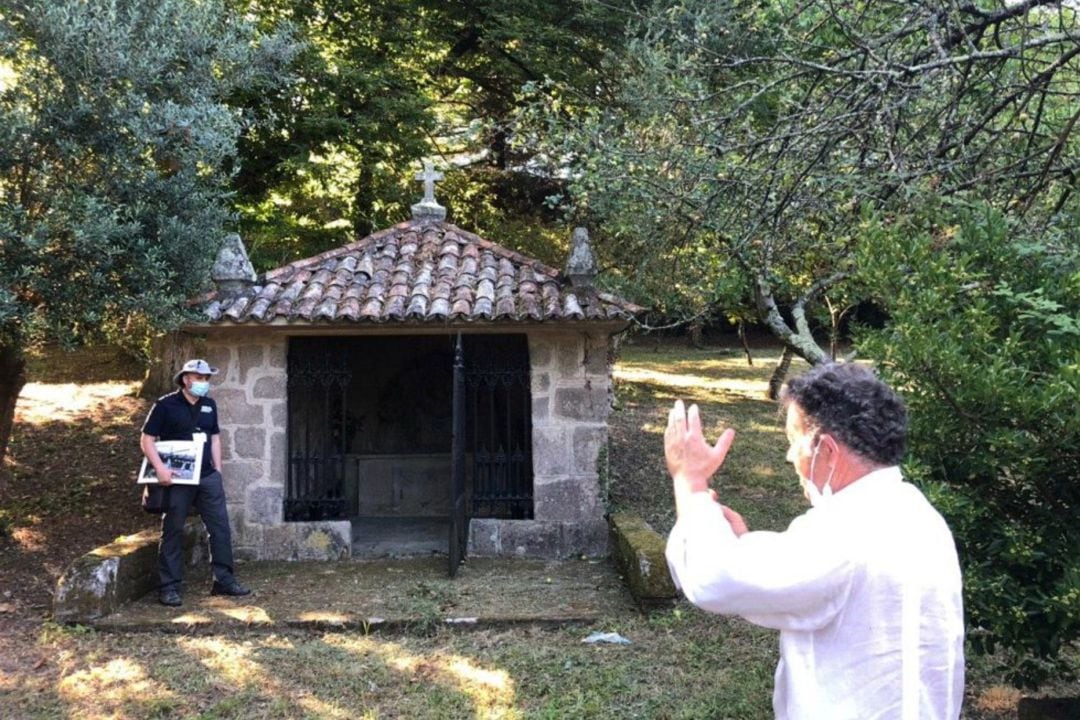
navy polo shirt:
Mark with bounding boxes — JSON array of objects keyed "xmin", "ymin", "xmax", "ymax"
[{"xmin": 142, "ymin": 390, "xmax": 220, "ymax": 478}]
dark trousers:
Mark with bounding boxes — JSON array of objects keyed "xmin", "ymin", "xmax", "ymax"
[{"xmin": 158, "ymin": 471, "xmax": 236, "ymax": 592}]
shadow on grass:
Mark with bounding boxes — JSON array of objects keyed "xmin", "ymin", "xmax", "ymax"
[
  {"xmin": 19, "ymin": 611, "xmax": 781, "ymax": 719},
  {"xmin": 22, "ymin": 627, "xmax": 505, "ymax": 718}
]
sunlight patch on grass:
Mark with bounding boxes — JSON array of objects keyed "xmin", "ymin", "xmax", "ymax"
[
  {"xmin": 295, "ymin": 609, "xmax": 350, "ymax": 622},
  {"xmin": 974, "ymin": 685, "xmax": 1022, "ymax": 713},
  {"xmin": 181, "ymin": 636, "xmax": 268, "ymax": 688},
  {"xmin": 294, "ymin": 693, "xmax": 354, "ymax": 719},
  {"xmin": 327, "ymin": 634, "xmax": 519, "ymax": 717},
  {"xmin": 746, "ymin": 418, "xmax": 785, "ymax": 434},
  {"xmin": 170, "ymin": 612, "xmax": 213, "ymax": 626},
  {"xmin": 443, "ymin": 655, "xmax": 517, "ymax": 716},
  {"xmin": 218, "ymin": 605, "xmax": 274, "ymax": 624},
  {"xmin": 57, "ymin": 656, "xmax": 174, "ymax": 708},
  {"xmin": 10, "ymin": 525, "xmax": 46, "ymax": 551},
  {"xmin": 639, "ymin": 420, "xmax": 665, "ymax": 435},
  {"xmin": 614, "ymin": 366, "xmax": 767, "ymax": 400},
  {"xmin": 15, "ymin": 381, "xmax": 139, "ymax": 425}
]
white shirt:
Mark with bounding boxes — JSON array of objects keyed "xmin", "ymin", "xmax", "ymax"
[{"xmin": 666, "ymin": 467, "xmax": 964, "ymax": 719}]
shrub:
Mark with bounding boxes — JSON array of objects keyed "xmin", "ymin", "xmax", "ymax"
[{"xmin": 856, "ymin": 203, "xmax": 1080, "ymax": 686}]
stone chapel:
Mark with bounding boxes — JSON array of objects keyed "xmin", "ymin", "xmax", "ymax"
[{"xmin": 184, "ymin": 168, "xmax": 640, "ymax": 574}]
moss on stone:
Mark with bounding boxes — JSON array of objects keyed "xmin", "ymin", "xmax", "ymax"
[
  {"xmin": 53, "ymin": 519, "xmax": 201, "ymax": 623},
  {"xmin": 609, "ymin": 512, "xmax": 677, "ymax": 605}
]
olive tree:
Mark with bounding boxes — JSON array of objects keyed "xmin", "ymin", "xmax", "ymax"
[
  {"xmin": 0, "ymin": 0, "xmax": 297, "ymax": 461},
  {"xmin": 529, "ymin": 0, "xmax": 1080, "ymax": 373}
]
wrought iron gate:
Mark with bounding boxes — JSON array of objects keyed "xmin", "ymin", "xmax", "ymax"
[
  {"xmin": 463, "ymin": 334, "xmax": 533, "ymax": 520},
  {"xmin": 286, "ymin": 342, "xmax": 351, "ymax": 521},
  {"xmin": 286, "ymin": 334, "xmax": 532, "ymax": 576},
  {"xmin": 449, "ymin": 337, "xmax": 467, "ymax": 576},
  {"xmin": 448, "ymin": 334, "xmax": 533, "ymax": 575}
]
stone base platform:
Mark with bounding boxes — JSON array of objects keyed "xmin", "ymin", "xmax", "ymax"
[{"xmin": 89, "ymin": 556, "xmax": 635, "ymax": 634}]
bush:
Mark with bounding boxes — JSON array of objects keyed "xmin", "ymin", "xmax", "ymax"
[{"xmin": 856, "ymin": 203, "xmax": 1080, "ymax": 687}]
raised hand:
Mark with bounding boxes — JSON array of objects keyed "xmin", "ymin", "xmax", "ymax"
[{"xmin": 665, "ymin": 400, "xmax": 735, "ymax": 510}]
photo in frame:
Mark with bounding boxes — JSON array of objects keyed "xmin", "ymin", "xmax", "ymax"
[{"xmin": 137, "ymin": 439, "xmax": 203, "ymax": 485}]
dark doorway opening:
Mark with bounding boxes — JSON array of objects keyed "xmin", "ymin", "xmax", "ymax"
[{"xmin": 286, "ymin": 334, "xmax": 532, "ymax": 564}]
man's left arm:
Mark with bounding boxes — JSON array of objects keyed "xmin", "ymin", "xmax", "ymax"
[
  {"xmin": 211, "ymin": 433, "xmax": 222, "ymax": 473},
  {"xmin": 208, "ymin": 398, "xmax": 222, "ymax": 473}
]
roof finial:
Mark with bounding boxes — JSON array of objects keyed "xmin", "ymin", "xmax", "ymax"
[
  {"xmin": 211, "ymin": 233, "xmax": 257, "ymax": 298},
  {"xmin": 412, "ymin": 160, "xmax": 447, "ymax": 221},
  {"xmin": 566, "ymin": 226, "xmax": 598, "ymax": 290}
]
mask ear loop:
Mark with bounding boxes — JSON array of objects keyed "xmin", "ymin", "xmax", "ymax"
[
  {"xmin": 809, "ymin": 434, "xmax": 836, "ymax": 500},
  {"xmin": 809, "ymin": 434, "xmax": 822, "ymax": 481}
]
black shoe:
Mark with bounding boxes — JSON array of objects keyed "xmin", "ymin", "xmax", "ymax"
[
  {"xmin": 211, "ymin": 580, "xmax": 251, "ymax": 597},
  {"xmin": 159, "ymin": 589, "xmax": 182, "ymax": 607}
]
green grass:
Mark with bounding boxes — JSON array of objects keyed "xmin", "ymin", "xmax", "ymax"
[{"xmin": 9, "ymin": 613, "xmax": 776, "ymax": 719}]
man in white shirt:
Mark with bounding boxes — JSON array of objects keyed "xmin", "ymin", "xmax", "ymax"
[{"xmin": 665, "ymin": 362, "xmax": 964, "ymax": 719}]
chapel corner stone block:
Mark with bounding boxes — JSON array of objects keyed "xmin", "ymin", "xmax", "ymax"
[
  {"xmin": 533, "ymin": 475, "xmax": 602, "ymax": 522},
  {"xmin": 553, "ymin": 386, "xmax": 610, "ymax": 423},
  {"xmin": 252, "ymin": 375, "xmax": 286, "ymax": 400},
  {"xmin": 234, "ymin": 426, "xmax": 266, "ymax": 460},
  {"xmin": 214, "ymin": 388, "xmax": 264, "ymax": 425},
  {"xmin": 248, "ymin": 485, "xmax": 284, "ymax": 525},
  {"xmin": 532, "ymin": 425, "xmax": 571, "ymax": 476},
  {"xmin": 262, "ymin": 522, "xmax": 352, "ymax": 561}
]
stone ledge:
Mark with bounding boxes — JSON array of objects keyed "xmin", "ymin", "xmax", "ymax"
[
  {"xmin": 608, "ymin": 512, "xmax": 677, "ymax": 606},
  {"xmin": 53, "ymin": 519, "xmax": 203, "ymax": 624}
]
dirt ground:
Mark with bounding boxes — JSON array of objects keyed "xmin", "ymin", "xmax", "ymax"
[{"xmin": 0, "ymin": 348, "xmax": 156, "ymax": 681}]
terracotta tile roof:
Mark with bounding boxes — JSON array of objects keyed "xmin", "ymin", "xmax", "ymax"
[{"xmin": 203, "ymin": 220, "xmax": 642, "ymax": 325}]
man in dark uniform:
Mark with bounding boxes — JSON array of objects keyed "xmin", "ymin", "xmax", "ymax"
[{"xmin": 141, "ymin": 358, "xmax": 250, "ymax": 606}]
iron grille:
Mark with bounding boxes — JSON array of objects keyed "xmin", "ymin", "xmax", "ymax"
[
  {"xmin": 464, "ymin": 335, "xmax": 533, "ymax": 519},
  {"xmin": 286, "ymin": 343, "xmax": 351, "ymax": 522}
]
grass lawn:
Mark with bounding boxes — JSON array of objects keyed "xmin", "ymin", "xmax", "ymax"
[{"xmin": 1, "ymin": 340, "xmax": 1075, "ymax": 718}]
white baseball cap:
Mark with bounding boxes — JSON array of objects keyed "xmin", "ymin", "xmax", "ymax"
[{"xmin": 173, "ymin": 358, "xmax": 219, "ymax": 386}]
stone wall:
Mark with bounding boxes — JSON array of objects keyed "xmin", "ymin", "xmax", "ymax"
[
  {"xmin": 468, "ymin": 330, "xmax": 612, "ymax": 558},
  {"xmin": 204, "ymin": 333, "xmax": 351, "ymax": 561},
  {"xmin": 200, "ymin": 328, "xmax": 615, "ymax": 562}
]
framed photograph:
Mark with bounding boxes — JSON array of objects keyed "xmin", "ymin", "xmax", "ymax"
[{"xmin": 137, "ymin": 439, "xmax": 203, "ymax": 485}]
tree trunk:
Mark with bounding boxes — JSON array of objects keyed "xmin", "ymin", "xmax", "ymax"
[
  {"xmin": 738, "ymin": 320, "xmax": 753, "ymax": 366},
  {"xmin": 688, "ymin": 321, "xmax": 705, "ymax": 349},
  {"xmin": 0, "ymin": 342, "xmax": 27, "ymax": 465},
  {"xmin": 139, "ymin": 332, "xmax": 198, "ymax": 400},
  {"xmin": 766, "ymin": 345, "xmax": 794, "ymax": 401},
  {"xmin": 753, "ymin": 276, "xmax": 828, "ymax": 366}
]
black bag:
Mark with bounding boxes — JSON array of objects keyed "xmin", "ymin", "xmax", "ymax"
[{"xmin": 141, "ymin": 483, "xmax": 171, "ymax": 514}]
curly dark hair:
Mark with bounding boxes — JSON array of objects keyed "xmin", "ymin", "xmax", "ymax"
[{"xmin": 780, "ymin": 362, "xmax": 908, "ymax": 466}]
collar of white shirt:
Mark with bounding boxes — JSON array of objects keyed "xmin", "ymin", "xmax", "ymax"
[{"xmin": 819, "ymin": 465, "xmax": 903, "ymax": 510}]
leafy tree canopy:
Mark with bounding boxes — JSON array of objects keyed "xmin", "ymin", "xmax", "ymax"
[
  {"xmin": 858, "ymin": 201, "xmax": 1080, "ymax": 685},
  {"xmin": 528, "ymin": 0, "xmax": 1080, "ymax": 359},
  {"xmin": 229, "ymin": 0, "xmax": 630, "ymax": 270},
  {"xmin": 0, "ymin": 0, "xmax": 297, "ymax": 458}
]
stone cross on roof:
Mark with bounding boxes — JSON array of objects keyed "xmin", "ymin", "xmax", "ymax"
[{"xmin": 411, "ymin": 160, "xmax": 447, "ymax": 221}]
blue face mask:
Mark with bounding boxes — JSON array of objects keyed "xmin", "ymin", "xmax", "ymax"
[{"xmin": 190, "ymin": 381, "xmax": 211, "ymax": 397}]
